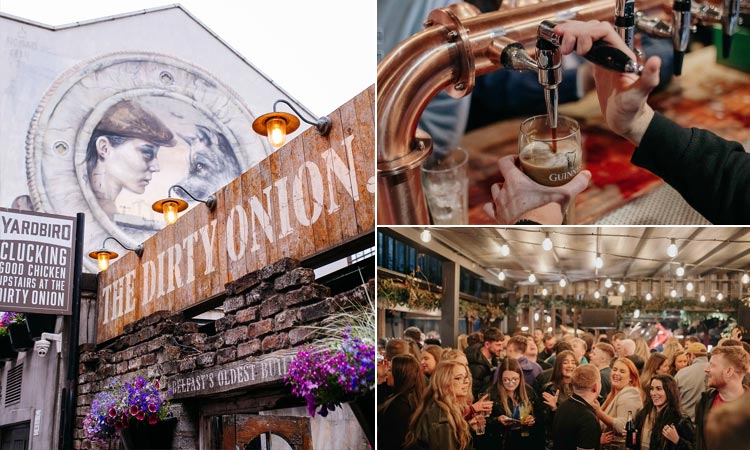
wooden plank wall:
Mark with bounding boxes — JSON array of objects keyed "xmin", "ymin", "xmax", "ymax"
[{"xmin": 96, "ymin": 87, "xmax": 375, "ymax": 343}]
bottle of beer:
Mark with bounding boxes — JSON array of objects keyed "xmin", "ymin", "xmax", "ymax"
[{"xmin": 625, "ymin": 410, "xmax": 636, "ymax": 449}]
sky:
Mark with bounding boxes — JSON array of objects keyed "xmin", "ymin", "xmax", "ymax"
[{"xmin": 0, "ymin": 0, "xmax": 376, "ymax": 116}]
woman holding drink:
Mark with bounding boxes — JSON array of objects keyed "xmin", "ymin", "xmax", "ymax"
[{"xmin": 479, "ymin": 358, "xmax": 542, "ymax": 450}]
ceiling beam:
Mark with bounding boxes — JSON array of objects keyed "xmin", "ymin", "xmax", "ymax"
[
  {"xmin": 648, "ymin": 228, "xmax": 704, "ymax": 278},
  {"xmin": 687, "ymin": 228, "xmax": 750, "ymax": 278},
  {"xmin": 381, "ymin": 227, "xmax": 502, "ymax": 285},
  {"xmin": 622, "ymin": 228, "xmax": 655, "ymax": 279}
]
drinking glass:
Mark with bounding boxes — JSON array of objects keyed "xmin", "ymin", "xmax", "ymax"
[
  {"xmin": 475, "ymin": 412, "xmax": 487, "ymax": 436},
  {"xmin": 420, "ymin": 148, "xmax": 469, "ymax": 225},
  {"xmin": 518, "ymin": 115, "xmax": 582, "ymax": 223},
  {"xmin": 519, "ymin": 403, "xmax": 532, "ymax": 437},
  {"xmin": 518, "ymin": 115, "xmax": 582, "ymax": 187}
]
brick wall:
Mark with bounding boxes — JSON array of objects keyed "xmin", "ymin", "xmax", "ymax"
[{"xmin": 75, "ymin": 257, "xmax": 374, "ymax": 449}]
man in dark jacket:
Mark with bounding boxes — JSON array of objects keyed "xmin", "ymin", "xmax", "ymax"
[
  {"xmin": 694, "ymin": 346, "xmax": 750, "ymax": 450},
  {"xmin": 553, "ymin": 364, "xmax": 602, "ymax": 450},
  {"xmin": 466, "ymin": 327, "xmax": 504, "ymax": 397}
]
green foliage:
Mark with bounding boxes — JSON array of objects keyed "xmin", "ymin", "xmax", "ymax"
[{"xmin": 377, "ymin": 275, "xmax": 441, "ymax": 311}]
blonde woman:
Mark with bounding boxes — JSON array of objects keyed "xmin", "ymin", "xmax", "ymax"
[
  {"xmin": 662, "ymin": 337, "xmax": 683, "ymax": 361},
  {"xmin": 594, "ymin": 357, "xmax": 644, "ymax": 450},
  {"xmin": 405, "ymin": 360, "xmax": 483, "ymax": 450},
  {"xmin": 634, "ymin": 337, "xmax": 651, "ymax": 363},
  {"xmin": 640, "ymin": 353, "xmax": 669, "ymax": 400}
]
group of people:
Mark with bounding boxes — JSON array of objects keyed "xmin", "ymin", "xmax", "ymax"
[{"xmin": 377, "ymin": 325, "xmax": 750, "ymax": 450}]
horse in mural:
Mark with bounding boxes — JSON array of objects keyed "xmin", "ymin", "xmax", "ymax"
[{"xmin": 178, "ymin": 125, "xmax": 241, "ymax": 201}]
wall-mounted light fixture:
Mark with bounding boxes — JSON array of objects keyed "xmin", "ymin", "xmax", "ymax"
[
  {"xmin": 252, "ymin": 99, "xmax": 332, "ymax": 149},
  {"xmin": 152, "ymin": 185, "xmax": 216, "ymax": 225},
  {"xmin": 88, "ymin": 236, "xmax": 144, "ymax": 271}
]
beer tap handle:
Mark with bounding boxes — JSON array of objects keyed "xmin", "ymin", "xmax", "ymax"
[
  {"xmin": 672, "ymin": 0, "xmax": 692, "ymax": 76},
  {"xmin": 722, "ymin": 0, "xmax": 741, "ymax": 58},
  {"xmin": 583, "ymin": 41, "xmax": 643, "ymax": 75}
]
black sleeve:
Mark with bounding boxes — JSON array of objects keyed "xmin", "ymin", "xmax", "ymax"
[
  {"xmin": 631, "ymin": 112, "xmax": 750, "ymax": 224},
  {"xmin": 675, "ymin": 415, "xmax": 696, "ymax": 450},
  {"xmin": 577, "ymin": 416, "xmax": 602, "ymax": 450}
]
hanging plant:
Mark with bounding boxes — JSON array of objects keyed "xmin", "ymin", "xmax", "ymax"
[
  {"xmin": 459, "ymin": 299, "xmax": 505, "ymax": 321},
  {"xmin": 376, "ymin": 272, "xmax": 441, "ymax": 311}
]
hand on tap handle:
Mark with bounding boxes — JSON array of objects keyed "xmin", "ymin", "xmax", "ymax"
[{"xmin": 554, "ymin": 20, "xmax": 662, "ymax": 145}]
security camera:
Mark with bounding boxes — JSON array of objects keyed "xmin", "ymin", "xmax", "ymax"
[
  {"xmin": 35, "ymin": 333, "xmax": 62, "ymax": 358},
  {"xmin": 35, "ymin": 339, "xmax": 50, "ymax": 357}
]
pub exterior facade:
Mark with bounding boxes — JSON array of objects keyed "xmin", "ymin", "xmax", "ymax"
[{"xmin": 75, "ymin": 84, "xmax": 375, "ymax": 450}]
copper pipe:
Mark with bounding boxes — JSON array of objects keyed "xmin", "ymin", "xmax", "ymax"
[{"xmin": 377, "ymin": 0, "xmax": 668, "ymax": 224}]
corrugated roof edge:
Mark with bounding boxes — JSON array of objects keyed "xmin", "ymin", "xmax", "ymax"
[{"xmin": 0, "ymin": 4, "xmax": 319, "ymax": 119}]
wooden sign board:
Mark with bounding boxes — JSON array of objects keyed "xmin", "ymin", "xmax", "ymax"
[
  {"xmin": 0, "ymin": 208, "xmax": 76, "ymax": 315},
  {"xmin": 168, "ymin": 353, "xmax": 295, "ymax": 399},
  {"xmin": 96, "ymin": 86, "xmax": 375, "ymax": 343}
]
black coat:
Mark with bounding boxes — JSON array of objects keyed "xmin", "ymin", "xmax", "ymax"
[
  {"xmin": 635, "ymin": 407, "xmax": 695, "ymax": 450},
  {"xmin": 466, "ymin": 343, "xmax": 497, "ymax": 398},
  {"xmin": 475, "ymin": 383, "xmax": 544, "ymax": 450}
]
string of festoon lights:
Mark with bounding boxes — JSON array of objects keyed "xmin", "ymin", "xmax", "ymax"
[{"xmin": 425, "ymin": 228, "xmax": 750, "ymax": 303}]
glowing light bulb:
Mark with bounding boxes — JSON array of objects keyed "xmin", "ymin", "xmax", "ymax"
[
  {"xmin": 605, "ymin": 278, "xmax": 612, "ymax": 288},
  {"xmin": 162, "ymin": 200, "xmax": 180, "ymax": 225},
  {"xmin": 594, "ymin": 290, "xmax": 600, "ymax": 299},
  {"xmin": 559, "ymin": 278, "xmax": 567, "ymax": 288},
  {"xmin": 618, "ymin": 284, "xmax": 626, "ymax": 294},
  {"xmin": 743, "ymin": 273, "xmax": 750, "ymax": 284},
  {"xmin": 534, "ymin": 312, "xmax": 540, "ymax": 321},
  {"xmin": 646, "ymin": 293, "xmax": 652, "ymax": 301},
  {"xmin": 420, "ymin": 229, "xmax": 431, "ymax": 243},
  {"xmin": 676, "ymin": 266, "xmax": 685, "ymax": 277},
  {"xmin": 687, "ymin": 282, "xmax": 694, "ymax": 292},
  {"xmin": 500, "ymin": 244, "xmax": 510, "ymax": 257},
  {"xmin": 671, "ymin": 289, "xmax": 677, "ymax": 298},
  {"xmin": 266, "ymin": 117, "xmax": 287, "ymax": 149},
  {"xmin": 634, "ymin": 309, "xmax": 641, "ymax": 319},
  {"xmin": 542, "ymin": 235, "xmax": 553, "ymax": 251},
  {"xmin": 546, "ymin": 316, "xmax": 552, "ymax": 324},
  {"xmin": 498, "ymin": 270, "xmax": 506, "ymax": 281},
  {"xmin": 700, "ymin": 294, "xmax": 706, "ymax": 302},
  {"xmin": 541, "ymin": 289, "xmax": 548, "ymax": 297},
  {"xmin": 594, "ymin": 254, "xmax": 603, "ymax": 269},
  {"xmin": 97, "ymin": 253, "xmax": 110, "ymax": 271},
  {"xmin": 667, "ymin": 239, "xmax": 678, "ymax": 258},
  {"xmin": 717, "ymin": 292, "xmax": 724, "ymax": 301},
  {"xmin": 528, "ymin": 273, "xmax": 536, "ymax": 283}
]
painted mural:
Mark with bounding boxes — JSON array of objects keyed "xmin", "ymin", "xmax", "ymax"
[{"xmin": 21, "ymin": 52, "xmax": 271, "ymax": 271}]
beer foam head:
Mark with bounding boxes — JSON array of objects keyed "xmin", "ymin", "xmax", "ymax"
[{"xmin": 520, "ymin": 142, "xmax": 569, "ymax": 168}]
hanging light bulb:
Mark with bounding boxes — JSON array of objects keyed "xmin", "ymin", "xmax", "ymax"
[
  {"xmin": 670, "ymin": 289, "xmax": 678, "ymax": 298},
  {"xmin": 594, "ymin": 253, "xmax": 604, "ymax": 269},
  {"xmin": 700, "ymin": 294, "xmax": 706, "ymax": 302},
  {"xmin": 605, "ymin": 278, "xmax": 613, "ymax": 288},
  {"xmin": 717, "ymin": 292, "xmax": 724, "ymax": 301},
  {"xmin": 634, "ymin": 309, "xmax": 641, "ymax": 319},
  {"xmin": 594, "ymin": 290, "xmax": 601, "ymax": 299},
  {"xmin": 420, "ymin": 228, "xmax": 432, "ymax": 243},
  {"xmin": 559, "ymin": 278, "xmax": 567, "ymax": 288},
  {"xmin": 498, "ymin": 270, "xmax": 506, "ymax": 281},
  {"xmin": 528, "ymin": 273, "xmax": 536, "ymax": 283},
  {"xmin": 546, "ymin": 316, "xmax": 552, "ymax": 324},
  {"xmin": 534, "ymin": 312, "xmax": 540, "ymax": 321},
  {"xmin": 676, "ymin": 265, "xmax": 685, "ymax": 277},
  {"xmin": 618, "ymin": 284, "xmax": 626, "ymax": 294},
  {"xmin": 667, "ymin": 238, "xmax": 678, "ymax": 258},
  {"xmin": 541, "ymin": 288, "xmax": 548, "ymax": 297},
  {"xmin": 542, "ymin": 233, "xmax": 553, "ymax": 251},
  {"xmin": 743, "ymin": 273, "xmax": 750, "ymax": 284},
  {"xmin": 500, "ymin": 243, "xmax": 510, "ymax": 257},
  {"xmin": 645, "ymin": 292, "xmax": 652, "ymax": 301},
  {"xmin": 686, "ymin": 282, "xmax": 694, "ymax": 292}
]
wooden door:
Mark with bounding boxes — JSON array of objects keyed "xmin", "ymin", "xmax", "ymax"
[{"xmin": 218, "ymin": 414, "xmax": 313, "ymax": 450}]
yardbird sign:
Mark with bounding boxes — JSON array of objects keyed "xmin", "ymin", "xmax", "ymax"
[
  {"xmin": 96, "ymin": 87, "xmax": 374, "ymax": 343},
  {"xmin": 0, "ymin": 208, "xmax": 76, "ymax": 315}
]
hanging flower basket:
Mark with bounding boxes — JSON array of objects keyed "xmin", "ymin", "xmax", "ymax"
[
  {"xmin": 83, "ymin": 376, "xmax": 173, "ymax": 447},
  {"xmin": 0, "ymin": 335, "xmax": 16, "ymax": 362},
  {"xmin": 25, "ymin": 314, "xmax": 57, "ymax": 340},
  {"xmin": 120, "ymin": 416, "xmax": 177, "ymax": 450},
  {"xmin": 8, "ymin": 322, "xmax": 33, "ymax": 352}
]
